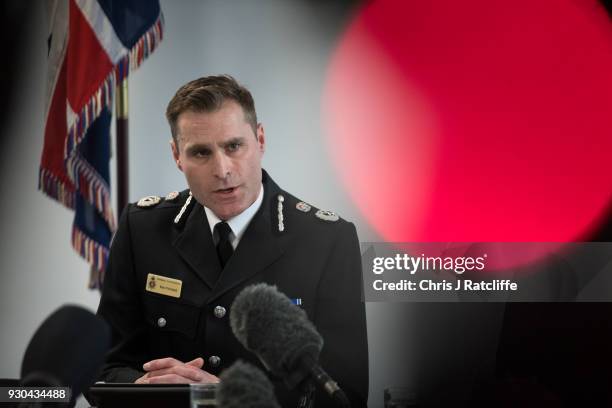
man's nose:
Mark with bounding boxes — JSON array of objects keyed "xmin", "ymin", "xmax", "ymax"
[{"xmin": 212, "ymin": 152, "xmax": 232, "ymax": 179}]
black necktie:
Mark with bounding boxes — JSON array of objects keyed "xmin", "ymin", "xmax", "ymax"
[{"xmin": 214, "ymin": 222, "xmax": 234, "ymax": 269}]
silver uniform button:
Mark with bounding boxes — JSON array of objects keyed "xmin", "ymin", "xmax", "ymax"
[
  {"xmin": 208, "ymin": 355, "xmax": 221, "ymax": 367},
  {"xmin": 157, "ymin": 317, "xmax": 167, "ymax": 328},
  {"xmin": 214, "ymin": 306, "xmax": 226, "ymax": 318}
]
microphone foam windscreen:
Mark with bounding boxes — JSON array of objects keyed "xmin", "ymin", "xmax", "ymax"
[
  {"xmin": 20, "ymin": 305, "xmax": 111, "ymax": 398},
  {"xmin": 217, "ymin": 360, "xmax": 280, "ymax": 408},
  {"xmin": 230, "ymin": 283, "xmax": 323, "ymax": 376}
]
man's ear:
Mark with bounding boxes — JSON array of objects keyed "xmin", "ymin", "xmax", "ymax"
[
  {"xmin": 256, "ymin": 123, "xmax": 265, "ymax": 154},
  {"xmin": 170, "ymin": 138, "xmax": 183, "ymax": 171}
]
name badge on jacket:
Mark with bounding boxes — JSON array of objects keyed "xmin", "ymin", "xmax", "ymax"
[{"xmin": 146, "ymin": 273, "xmax": 182, "ymax": 298}]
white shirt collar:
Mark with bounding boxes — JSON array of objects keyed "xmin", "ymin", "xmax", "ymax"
[{"xmin": 204, "ymin": 184, "xmax": 264, "ymax": 249}]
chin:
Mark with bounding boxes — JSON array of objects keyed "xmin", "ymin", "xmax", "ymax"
[{"xmin": 214, "ymin": 206, "xmax": 243, "ymax": 221}]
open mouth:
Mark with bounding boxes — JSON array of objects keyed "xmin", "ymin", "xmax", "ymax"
[{"xmin": 215, "ymin": 187, "xmax": 237, "ymax": 194}]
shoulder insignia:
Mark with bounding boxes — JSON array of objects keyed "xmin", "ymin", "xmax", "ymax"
[
  {"xmin": 296, "ymin": 201, "xmax": 312, "ymax": 213},
  {"xmin": 165, "ymin": 191, "xmax": 179, "ymax": 201},
  {"xmin": 137, "ymin": 195, "xmax": 161, "ymax": 208},
  {"xmin": 315, "ymin": 209, "xmax": 339, "ymax": 222}
]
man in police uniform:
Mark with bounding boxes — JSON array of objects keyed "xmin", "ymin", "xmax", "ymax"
[{"xmin": 97, "ymin": 75, "xmax": 368, "ymax": 407}]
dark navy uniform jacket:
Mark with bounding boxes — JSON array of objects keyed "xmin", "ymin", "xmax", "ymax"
[{"xmin": 97, "ymin": 170, "xmax": 368, "ymax": 407}]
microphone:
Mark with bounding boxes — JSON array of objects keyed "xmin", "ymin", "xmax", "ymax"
[
  {"xmin": 20, "ymin": 305, "xmax": 111, "ymax": 407},
  {"xmin": 230, "ymin": 283, "xmax": 350, "ymax": 407},
  {"xmin": 217, "ymin": 360, "xmax": 280, "ymax": 408}
]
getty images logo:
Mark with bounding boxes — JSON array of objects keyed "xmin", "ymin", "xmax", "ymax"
[{"xmin": 372, "ymin": 253, "xmax": 488, "ymax": 275}]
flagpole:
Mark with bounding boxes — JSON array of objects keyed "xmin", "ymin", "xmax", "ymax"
[{"xmin": 116, "ymin": 79, "xmax": 129, "ymax": 217}]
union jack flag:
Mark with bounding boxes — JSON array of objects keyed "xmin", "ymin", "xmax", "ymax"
[{"xmin": 40, "ymin": 0, "xmax": 163, "ymax": 287}]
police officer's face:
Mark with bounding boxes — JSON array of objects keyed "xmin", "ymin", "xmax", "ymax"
[{"xmin": 171, "ymin": 101, "xmax": 265, "ymax": 220}]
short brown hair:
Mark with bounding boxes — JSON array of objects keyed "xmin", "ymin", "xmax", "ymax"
[{"xmin": 166, "ymin": 75, "xmax": 258, "ymax": 143}]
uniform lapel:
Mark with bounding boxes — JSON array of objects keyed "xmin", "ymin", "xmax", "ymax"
[
  {"xmin": 173, "ymin": 202, "xmax": 222, "ymax": 288},
  {"xmin": 208, "ymin": 172, "xmax": 287, "ymax": 302}
]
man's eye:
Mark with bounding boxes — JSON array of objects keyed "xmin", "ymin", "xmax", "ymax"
[
  {"xmin": 227, "ymin": 142, "xmax": 241, "ymax": 152},
  {"xmin": 192, "ymin": 150, "xmax": 210, "ymax": 158}
]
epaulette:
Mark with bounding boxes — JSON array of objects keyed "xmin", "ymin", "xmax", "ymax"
[
  {"xmin": 293, "ymin": 199, "xmax": 339, "ymax": 223},
  {"xmin": 314, "ymin": 209, "xmax": 340, "ymax": 222},
  {"xmin": 136, "ymin": 195, "xmax": 161, "ymax": 208},
  {"xmin": 164, "ymin": 191, "xmax": 180, "ymax": 202},
  {"xmin": 135, "ymin": 190, "xmax": 185, "ymax": 209}
]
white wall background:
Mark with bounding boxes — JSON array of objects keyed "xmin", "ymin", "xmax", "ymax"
[{"xmin": 0, "ymin": 2, "xmax": 503, "ymax": 407}]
